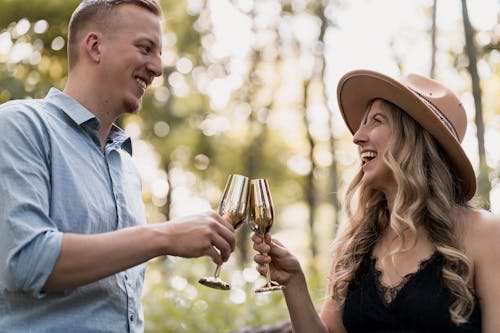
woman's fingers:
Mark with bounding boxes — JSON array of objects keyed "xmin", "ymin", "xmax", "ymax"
[
  {"xmin": 253, "ymin": 243, "xmax": 271, "ymax": 254},
  {"xmin": 256, "ymin": 263, "xmax": 267, "ymax": 276},
  {"xmin": 250, "ymin": 232, "xmax": 260, "ymax": 242},
  {"xmin": 252, "ymin": 235, "xmax": 271, "ymax": 254},
  {"xmin": 254, "ymin": 253, "xmax": 271, "ymax": 265}
]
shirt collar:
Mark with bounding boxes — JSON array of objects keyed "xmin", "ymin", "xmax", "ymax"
[{"xmin": 44, "ymin": 88, "xmax": 133, "ymax": 155}]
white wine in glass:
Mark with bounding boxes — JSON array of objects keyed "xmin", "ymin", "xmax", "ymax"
[
  {"xmin": 198, "ymin": 174, "xmax": 249, "ymax": 290},
  {"xmin": 248, "ymin": 178, "xmax": 285, "ymax": 293}
]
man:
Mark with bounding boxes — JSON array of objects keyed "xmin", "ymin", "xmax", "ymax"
[{"xmin": 0, "ymin": 1, "xmax": 235, "ymax": 332}]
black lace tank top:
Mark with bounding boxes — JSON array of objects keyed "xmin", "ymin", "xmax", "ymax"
[{"xmin": 342, "ymin": 253, "xmax": 481, "ymax": 333}]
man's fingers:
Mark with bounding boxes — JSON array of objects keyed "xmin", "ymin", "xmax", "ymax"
[
  {"xmin": 212, "ymin": 214, "xmax": 236, "ymax": 251},
  {"xmin": 218, "ymin": 213, "xmax": 235, "ymax": 231},
  {"xmin": 210, "ymin": 233, "xmax": 233, "ymax": 262},
  {"xmin": 206, "ymin": 245, "xmax": 223, "ymax": 265}
]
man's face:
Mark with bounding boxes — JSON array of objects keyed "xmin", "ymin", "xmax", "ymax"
[{"xmin": 99, "ymin": 4, "xmax": 162, "ymax": 114}]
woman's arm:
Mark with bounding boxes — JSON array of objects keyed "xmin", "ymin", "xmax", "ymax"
[
  {"xmin": 467, "ymin": 209, "xmax": 500, "ymax": 332},
  {"xmin": 320, "ymin": 298, "xmax": 348, "ymax": 333},
  {"xmin": 252, "ymin": 234, "xmax": 346, "ymax": 333}
]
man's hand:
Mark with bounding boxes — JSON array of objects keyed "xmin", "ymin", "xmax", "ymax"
[{"xmin": 159, "ymin": 211, "xmax": 236, "ymax": 265}]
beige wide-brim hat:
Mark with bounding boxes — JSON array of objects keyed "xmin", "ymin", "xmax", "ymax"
[{"xmin": 337, "ymin": 69, "xmax": 476, "ymax": 200}]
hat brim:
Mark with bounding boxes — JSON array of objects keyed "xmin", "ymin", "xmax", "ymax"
[{"xmin": 337, "ymin": 69, "xmax": 476, "ymax": 200}]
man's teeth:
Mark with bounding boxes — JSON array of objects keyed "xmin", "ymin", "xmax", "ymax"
[
  {"xmin": 136, "ymin": 78, "xmax": 147, "ymax": 89},
  {"xmin": 361, "ymin": 151, "xmax": 377, "ymax": 162}
]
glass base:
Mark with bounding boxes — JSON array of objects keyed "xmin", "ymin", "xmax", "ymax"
[
  {"xmin": 198, "ymin": 277, "xmax": 230, "ymax": 290},
  {"xmin": 255, "ymin": 281, "xmax": 285, "ymax": 293}
]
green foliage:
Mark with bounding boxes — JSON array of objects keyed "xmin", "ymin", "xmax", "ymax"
[
  {"xmin": 142, "ymin": 255, "xmax": 327, "ymax": 333},
  {"xmin": 0, "ymin": 0, "xmax": 74, "ymax": 100}
]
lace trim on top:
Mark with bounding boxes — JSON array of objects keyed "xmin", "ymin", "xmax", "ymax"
[{"xmin": 371, "ymin": 252, "xmax": 439, "ymax": 306}]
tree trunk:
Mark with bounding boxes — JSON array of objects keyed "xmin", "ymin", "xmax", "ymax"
[
  {"xmin": 314, "ymin": 0, "xmax": 341, "ymax": 234},
  {"xmin": 430, "ymin": 0, "xmax": 437, "ymax": 78},
  {"xmin": 302, "ymin": 77, "xmax": 318, "ymax": 259},
  {"xmin": 461, "ymin": 0, "xmax": 491, "ymax": 208}
]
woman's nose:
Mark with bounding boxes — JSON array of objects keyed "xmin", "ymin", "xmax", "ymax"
[{"xmin": 353, "ymin": 124, "xmax": 367, "ymax": 146}]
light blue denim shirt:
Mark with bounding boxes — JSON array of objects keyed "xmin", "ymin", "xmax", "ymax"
[{"xmin": 0, "ymin": 88, "xmax": 147, "ymax": 332}]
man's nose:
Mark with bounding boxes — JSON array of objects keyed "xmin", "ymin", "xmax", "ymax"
[{"xmin": 148, "ymin": 54, "xmax": 162, "ymax": 77}]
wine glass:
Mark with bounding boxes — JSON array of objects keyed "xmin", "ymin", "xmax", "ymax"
[
  {"xmin": 247, "ymin": 178, "xmax": 285, "ymax": 293},
  {"xmin": 198, "ymin": 174, "xmax": 250, "ymax": 290}
]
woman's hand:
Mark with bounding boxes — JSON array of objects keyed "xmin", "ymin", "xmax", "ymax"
[
  {"xmin": 252, "ymin": 233, "xmax": 334, "ymax": 333},
  {"xmin": 251, "ymin": 233, "xmax": 303, "ymax": 286}
]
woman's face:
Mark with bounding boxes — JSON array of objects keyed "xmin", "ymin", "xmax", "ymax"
[{"xmin": 353, "ymin": 99, "xmax": 396, "ymax": 196}]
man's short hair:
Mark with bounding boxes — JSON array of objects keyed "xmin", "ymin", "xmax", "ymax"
[{"xmin": 67, "ymin": 0, "xmax": 162, "ymax": 70}]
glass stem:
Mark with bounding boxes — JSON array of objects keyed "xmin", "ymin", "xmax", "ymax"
[
  {"xmin": 265, "ymin": 263, "xmax": 272, "ymax": 286},
  {"xmin": 214, "ymin": 264, "xmax": 222, "ymax": 278},
  {"xmin": 262, "ymin": 233, "xmax": 271, "ymax": 286}
]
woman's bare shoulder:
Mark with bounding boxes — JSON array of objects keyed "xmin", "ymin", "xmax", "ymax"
[
  {"xmin": 464, "ymin": 208, "xmax": 500, "ymax": 231},
  {"xmin": 462, "ymin": 208, "xmax": 500, "ymax": 259},
  {"xmin": 463, "ymin": 208, "xmax": 500, "ymax": 328}
]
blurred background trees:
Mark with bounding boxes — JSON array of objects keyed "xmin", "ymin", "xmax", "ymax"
[{"xmin": 0, "ymin": 0, "xmax": 498, "ymax": 332}]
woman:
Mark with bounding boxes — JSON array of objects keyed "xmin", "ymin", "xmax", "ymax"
[{"xmin": 252, "ymin": 70, "xmax": 500, "ymax": 332}]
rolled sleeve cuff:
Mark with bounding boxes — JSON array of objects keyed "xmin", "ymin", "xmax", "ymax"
[{"xmin": 12, "ymin": 230, "xmax": 63, "ymax": 297}]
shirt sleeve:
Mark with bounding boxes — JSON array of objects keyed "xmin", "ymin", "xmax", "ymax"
[{"xmin": 0, "ymin": 101, "xmax": 63, "ymax": 297}]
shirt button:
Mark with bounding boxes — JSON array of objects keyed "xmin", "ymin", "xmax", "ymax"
[
  {"xmin": 130, "ymin": 314, "xmax": 134, "ymax": 322},
  {"xmin": 125, "ymin": 275, "xmax": 128, "ymax": 281}
]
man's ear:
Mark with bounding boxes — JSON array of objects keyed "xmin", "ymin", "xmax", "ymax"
[{"xmin": 83, "ymin": 32, "xmax": 102, "ymax": 63}]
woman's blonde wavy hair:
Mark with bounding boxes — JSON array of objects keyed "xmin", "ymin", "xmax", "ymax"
[{"xmin": 328, "ymin": 99, "xmax": 475, "ymax": 325}]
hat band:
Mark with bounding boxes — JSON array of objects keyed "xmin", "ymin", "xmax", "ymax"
[{"xmin": 407, "ymin": 87, "xmax": 460, "ymax": 141}]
